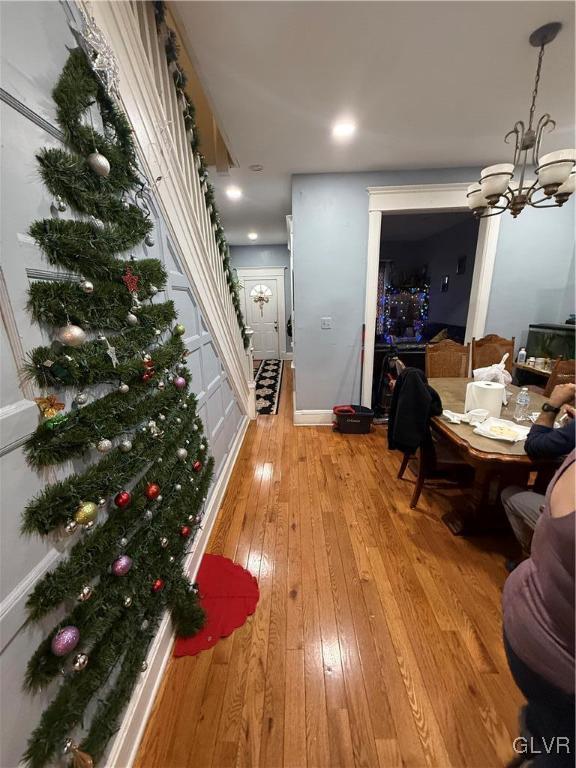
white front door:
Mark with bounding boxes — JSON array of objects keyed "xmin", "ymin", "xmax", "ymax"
[{"xmin": 243, "ymin": 278, "xmax": 279, "ymax": 358}]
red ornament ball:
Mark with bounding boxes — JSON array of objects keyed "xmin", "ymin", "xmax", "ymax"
[
  {"xmin": 152, "ymin": 578, "xmax": 165, "ymax": 593},
  {"xmin": 180, "ymin": 525, "xmax": 192, "ymax": 538},
  {"xmin": 193, "ymin": 460, "xmax": 202, "ymax": 473},
  {"xmin": 142, "ymin": 371, "xmax": 155, "ymax": 382},
  {"xmin": 145, "ymin": 482, "xmax": 161, "ymax": 500},
  {"xmin": 143, "ymin": 359, "xmax": 155, "ymax": 369},
  {"xmin": 114, "ymin": 490, "xmax": 132, "ymax": 509}
]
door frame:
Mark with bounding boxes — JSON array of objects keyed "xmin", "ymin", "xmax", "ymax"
[
  {"xmin": 361, "ymin": 182, "xmax": 502, "ymax": 406},
  {"xmin": 236, "ymin": 266, "xmax": 288, "ymax": 359}
]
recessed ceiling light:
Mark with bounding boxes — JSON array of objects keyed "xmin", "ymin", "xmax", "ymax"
[
  {"xmin": 225, "ymin": 185, "xmax": 243, "ymax": 200},
  {"xmin": 332, "ymin": 119, "xmax": 356, "ymax": 142},
  {"xmin": 247, "ymin": 232, "xmax": 258, "ymax": 241}
]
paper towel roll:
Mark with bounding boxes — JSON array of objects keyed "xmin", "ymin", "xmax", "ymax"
[{"xmin": 464, "ymin": 381, "xmax": 504, "ymax": 418}]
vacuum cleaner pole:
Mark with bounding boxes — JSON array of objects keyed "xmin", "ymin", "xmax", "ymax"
[{"xmin": 359, "ymin": 323, "xmax": 365, "ymax": 404}]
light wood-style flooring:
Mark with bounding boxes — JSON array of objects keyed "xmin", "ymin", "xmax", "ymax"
[{"xmin": 135, "ymin": 367, "xmax": 522, "ymax": 768}]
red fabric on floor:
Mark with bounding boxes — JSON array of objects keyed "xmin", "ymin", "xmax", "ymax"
[{"xmin": 173, "ymin": 553, "xmax": 259, "ymax": 657}]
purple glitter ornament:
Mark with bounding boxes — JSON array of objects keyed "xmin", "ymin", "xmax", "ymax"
[
  {"xmin": 173, "ymin": 376, "xmax": 186, "ymax": 391},
  {"xmin": 112, "ymin": 554, "xmax": 133, "ymax": 576},
  {"xmin": 51, "ymin": 626, "xmax": 80, "ymax": 657}
]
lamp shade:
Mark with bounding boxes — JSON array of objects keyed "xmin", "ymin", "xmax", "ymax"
[
  {"xmin": 466, "ymin": 184, "xmax": 488, "ymax": 210},
  {"xmin": 537, "ymin": 149, "xmax": 575, "ymax": 189},
  {"xmin": 557, "ymin": 171, "xmax": 576, "ymax": 196},
  {"xmin": 479, "ymin": 163, "xmax": 514, "ymax": 200}
]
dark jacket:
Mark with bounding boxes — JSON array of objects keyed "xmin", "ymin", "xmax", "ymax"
[
  {"xmin": 388, "ymin": 368, "xmax": 443, "ymax": 454},
  {"xmin": 525, "ymin": 419, "xmax": 576, "ymax": 460}
]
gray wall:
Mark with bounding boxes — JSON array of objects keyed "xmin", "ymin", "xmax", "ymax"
[
  {"xmin": 230, "ymin": 244, "xmax": 292, "ymax": 351},
  {"xmin": 485, "ymin": 200, "xmax": 575, "ymax": 346},
  {"xmin": 0, "ymin": 3, "xmax": 244, "ymax": 765},
  {"xmin": 292, "ymin": 170, "xmax": 575, "ymax": 411},
  {"xmin": 381, "ymin": 217, "xmax": 479, "ymax": 328}
]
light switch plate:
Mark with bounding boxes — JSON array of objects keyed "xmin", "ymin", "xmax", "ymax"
[{"xmin": 320, "ymin": 317, "xmax": 332, "ymax": 330}]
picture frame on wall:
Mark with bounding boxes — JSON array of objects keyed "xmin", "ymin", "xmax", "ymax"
[{"xmin": 457, "ymin": 255, "xmax": 466, "ymax": 275}]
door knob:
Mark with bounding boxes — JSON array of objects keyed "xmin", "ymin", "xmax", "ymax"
[{"xmin": 274, "ymin": 321, "xmax": 278, "ymax": 332}]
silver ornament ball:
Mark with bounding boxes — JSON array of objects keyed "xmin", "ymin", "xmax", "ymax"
[
  {"xmin": 156, "ymin": 495, "xmax": 163, "ymax": 502},
  {"xmin": 84, "ymin": 520, "xmax": 95, "ymax": 532},
  {"xmin": 123, "ymin": 595, "xmax": 133, "ymax": 608},
  {"xmin": 72, "ymin": 652, "xmax": 89, "ymax": 671},
  {"xmin": 157, "ymin": 381, "xmax": 165, "ymax": 390},
  {"xmin": 122, "ymin": 200, "xmax": 130, "ymax": 211},
  {"xmin": 174, "ymin": 484, "xmax": 182, "ymax": 492},
  {"xmin": 126, "ymin": 312, "xmax": 139, "ymax": 327},
  {"xmin": 98, "ymin": 498, "xmax": 107, "ymax": 507},
  {"xmin": 97, "ymin": 439, "xmax": 113, "ymax": 454},
  {"xmin": 74, "ymin": 392, "xmax": 88, "ymax": 406},
  {"xmin": 149, "ymin": 285, "xmax": 159, "ymax": 296},
  {"xmin": 119, "ymin": 537, "xmax": 129, "ymax": 547},
  {"xmin": 56, "ymin": 324, "xmax": 86, "ymax": 348},
  {"xmin": 119, "ymin": 439, "xmax": 133, "ymax": 453},
  {"xmin": 192, "ymin": 424, "xmax": 199, "ymax": 432},
  {"xmin": 176, "ymin": 448, "xmax": 188, "ymax": 460},
  {"xmin": 169, "ymin": 555, "xmax": 175, "ymax": 564},
  {"xmin": 87, "ymin": 151, "xmax": 111, "ymax": 177},
  {"xmin": 176, "ymin": 417, "xmax": 181, "ymax": 424},
  {"xmin": 158, "ymin": 414, "xmax": 166, "ymax": 422},
  {"xmin": 160, "ymin": 536, "xmax": 168, "ymax": 548},
  {"xmin": 145, "ymin": 234, "xmax": 154, "ymax": 247},
  {"xmin": 118, "ymin": 382, "xmax": 130, "ymax": 394},
  {"xmin": 141, "ymin": 661, "xmax": 148, "ymax": 672},
  {"xmin": 157, "ymin": 457, "xmax": 163, "ymax": 464},
  {"xmin": 79, "ymin": 279, "xmax": 94, "ymax": 294},
  {"xmin": 144, "ymin": 510, "xmax": 153, "ymax": 520},
  {"xmin": 64, "ymin": 520, "xmax": 78, "ymax": 535}
]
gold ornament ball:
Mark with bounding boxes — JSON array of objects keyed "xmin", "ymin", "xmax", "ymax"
[
  {"xmin": 173, "ymin": 323, "xmax": 186, "ymax": 336},
  {"xmin": 74, "ymin": 501, "xmax": 99, "ymax": 526},
  {"xmin": 87, "ymin": 151, "xmax": 111, "ymax": 177},
  {"xmin": 56, "ymin": 323, "xmax": 86, "ymax": 347}
]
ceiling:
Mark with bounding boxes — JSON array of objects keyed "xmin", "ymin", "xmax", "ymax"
[
  {"xmin": 173, "ymin": 1, "xmax": 575, "ymax": 245},
  {"xmin": 380, "ymin": 211, "xmax": 473, "ymax": 242}
]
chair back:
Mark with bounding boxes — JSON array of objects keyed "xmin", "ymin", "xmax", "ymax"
[
  {"xmin": 543, "ymin": 359, "xmax": 576, "ymax": 397},
  {"xmin": 425, "ymin": 339, "xmax": 470, "ymax": 378},
  {"xmin": 472, "ymin": 334, "xmax": 515, "ymax": 373}
]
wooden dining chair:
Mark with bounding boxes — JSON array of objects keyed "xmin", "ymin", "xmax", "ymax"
[
  {"xmin": 543, "ymin": 359, "xmax": 576, "ymax": 397},
  {"xmin": 425, "ymin": 339, "xmax": 470, "ymax": 378},
  {"xmin": 471, "ymin": 334, "xmax": 515, "ymax": 373}
]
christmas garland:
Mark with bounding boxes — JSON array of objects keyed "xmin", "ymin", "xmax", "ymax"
[
  {"xmin": 152, "ymin": 0, "xmax": 249, "ymax": 347},
  {"xmin": 22, "ymin": 47, "xmax": 214, "ymax": 768}
]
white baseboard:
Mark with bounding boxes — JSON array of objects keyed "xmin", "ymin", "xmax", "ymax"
[
  {"xmin": 293, "ymin": 409, "xmax": 333, "ymax": 426},
  {"xmin": 280, "ymin": 352, "xmax": 293, "ymax": 361},
  {"xmin": 104, "ymin": 415, "xmax": 250, "ymax": 768}
]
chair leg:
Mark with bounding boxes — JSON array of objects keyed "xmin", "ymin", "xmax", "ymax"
[
  {"xmin": 398, "ymin": 454, "xmax": 410, "ymax": 479},
  {"xmin": 410, "ymin": 451, "xmax": 425, "ymax": 509}
]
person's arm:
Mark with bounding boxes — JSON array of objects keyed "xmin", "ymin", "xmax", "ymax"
[{"xmin": 525, "ymin": 383, "xmax": 576, "ymax": 459}]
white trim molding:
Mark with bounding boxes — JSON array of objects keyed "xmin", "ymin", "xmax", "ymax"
[
  {"xmin": 105, "ymin": 414, "xmax": 250, "ymax": 768},
  {"xmin": 361, "ymin": 183, "xmax": 501, "ymax": 406},
  {"xmin": 236, "ymin": 267, "xmax": 288, "ymax": 359},
  {"xmin": 293, "ymin": 409, "xmax": 333, "ymax": 426}
]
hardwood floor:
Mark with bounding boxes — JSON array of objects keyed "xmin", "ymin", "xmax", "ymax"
[{"xmin": 134, "ymin": 367, "xmax": 523, "ymax": 768}]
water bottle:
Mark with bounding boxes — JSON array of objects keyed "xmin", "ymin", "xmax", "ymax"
[
  {"xmin": 517, "ymin": 347, "xmax": 527, "ymax": 364},
  {"xmin": 514, "ymin": 387, "xmax": 530, "ymax": 422}
]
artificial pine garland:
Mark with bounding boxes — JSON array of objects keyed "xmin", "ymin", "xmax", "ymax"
[{"xmin": 22, "ymin": 46, "xmax": 214, "ymax": 768}]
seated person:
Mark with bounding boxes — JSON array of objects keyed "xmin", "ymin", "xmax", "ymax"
[
  {"xmin": 502, "ymin": 383, "xmax": 575, "ymax": 570},
  {"xmin": 503, "ymin": 448, "xmax": 574, "ymax": 768}
]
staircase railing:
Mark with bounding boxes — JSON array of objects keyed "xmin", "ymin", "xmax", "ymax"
[{"xmin": 88, "ymin": 0, "xmax": 254, "ymax": 415}]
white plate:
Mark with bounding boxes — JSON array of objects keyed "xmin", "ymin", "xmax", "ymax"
[{"xmin": 473, "ymin": 417, "xmax": 530, "ymax": 443}]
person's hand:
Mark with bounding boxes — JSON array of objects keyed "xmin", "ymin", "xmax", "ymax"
[
  {"xmin": 548, "ymin": 383, "xmax": 576, "ymax": 408},
  {"xmin": 562, "ymin": 404, "xmax": 576, "ymax": 421}
]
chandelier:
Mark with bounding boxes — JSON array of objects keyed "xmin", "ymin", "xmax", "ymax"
[{"xmin": 467, "ymin": 22, "xmax": 575, "ymax": 219}]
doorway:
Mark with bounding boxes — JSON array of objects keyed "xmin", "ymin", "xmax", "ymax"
[
  {"xmin": 361, "ymin": 183, "xmax": 502, "ymax": 406},
  {"xmin": 236, "ymin": 267, "xmax": 287, "ymax": 359}
]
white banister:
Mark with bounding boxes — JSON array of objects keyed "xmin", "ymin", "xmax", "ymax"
[{"xmin": 89, "ymin": 0, "xmax": 254, "ymax": 415}]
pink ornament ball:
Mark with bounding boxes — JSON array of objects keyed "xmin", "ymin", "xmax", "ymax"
[
  {"xmin": 51, "ymin": 625, "xmax": 80, "ymax": 657},
  {"xmin": 174, "ymin": 376, "xmax": 186, "ymax": 391},
  {"xmin": 112, "ymin": 554, "xmax": 133, "ymax": 576}
]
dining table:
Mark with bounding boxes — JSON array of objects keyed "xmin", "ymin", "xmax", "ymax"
[{"xmin": 428, "ymin": 377, "xmax": 561, "ymax": 534}]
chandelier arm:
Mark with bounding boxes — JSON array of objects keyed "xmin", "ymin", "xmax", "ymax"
[
  {"xmin": 533, "ymin": 113, "xmax": 556, "ymax": 165},
  {"xmin": 528, "ymin": 199, "xmax": 565, "ymax": 209},
  {"xmin": 504, "ymin": 121, "xmax": 525, "ymax": 167}
]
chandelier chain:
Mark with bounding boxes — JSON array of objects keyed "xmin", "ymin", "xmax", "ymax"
[{"xmin": 528, "ymin": 44, "xmax": 545, "ymax": 130}]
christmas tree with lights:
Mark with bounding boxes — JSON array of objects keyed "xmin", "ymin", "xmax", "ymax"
[{"xmin": 21, "ymin": 47, "xmax": 210, "ymax": 768}]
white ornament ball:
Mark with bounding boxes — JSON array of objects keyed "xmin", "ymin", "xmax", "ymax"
[
  {"xmin": 74, "ymin": 392, "xmax": 88, "ymax": 406},
  {"xmin": 176, "ymin": 417, "xmax": 181, "ymax": 424},
  {"xmin": 176, "ymin": 448, "xmax": 188, "ymax": 460},
  {"xmin": 174, "ymin": 484, "xmax": 182, "ymax": 492},
  {"xmin": 192, "ymin": 424, "xmax": 199, "ymax": 432},
  {"xmin": 119, "ymin": 439, "xmax": 133, "ymax": 453},
  {"xmin": 156, "ymin": 495, "xmax": 163, "ymax": 502},
  {"xmin": 87, "ymin": 151, "xmax": 111, "ymax": 177},
  {"xmin": 119, "ymin": 537, "xmax": 128, "ymax": 547},
  {"xmin": 144, "ymin": 510, "xmax": 153, "ymax": 520},
  {"xmin": 149, "ymin": 285, "xmax": 159, "ymax": 296},
  {"xmin": 56, "ymin": 324, "xmax": 86, "ymax": 348},
  {"xmin": 158, "ymin": 414, "xmax": 166, "ymax": 422},
  {"xmin": 157, "ymin": 457, "xmax": 163, "ymax": 464},
  {"xmin": 79, "ymin": 279, "xmax": 94, "ymax": 294},
  {"xmin": 118, "ymin": 382, "xmax": 130, "ymax": 394},
  {"xmin": 126, "ymin": 312, "xmax": 138, "ymax": 327},
  {"xmin": 169, "ymin": 555, "xmax": 175, "ymax": 564},
  {"xmin": 200, "ymin": 444, "xmax": 206, "ymax": 451},
  {"xmin": 97, "ymin": 439, "xmax": 113, "ymax": 454}
]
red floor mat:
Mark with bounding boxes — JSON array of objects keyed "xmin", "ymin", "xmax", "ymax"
[{"xmin": 173, "ymin": 554, "xmax": 259, "ymax": 657}]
